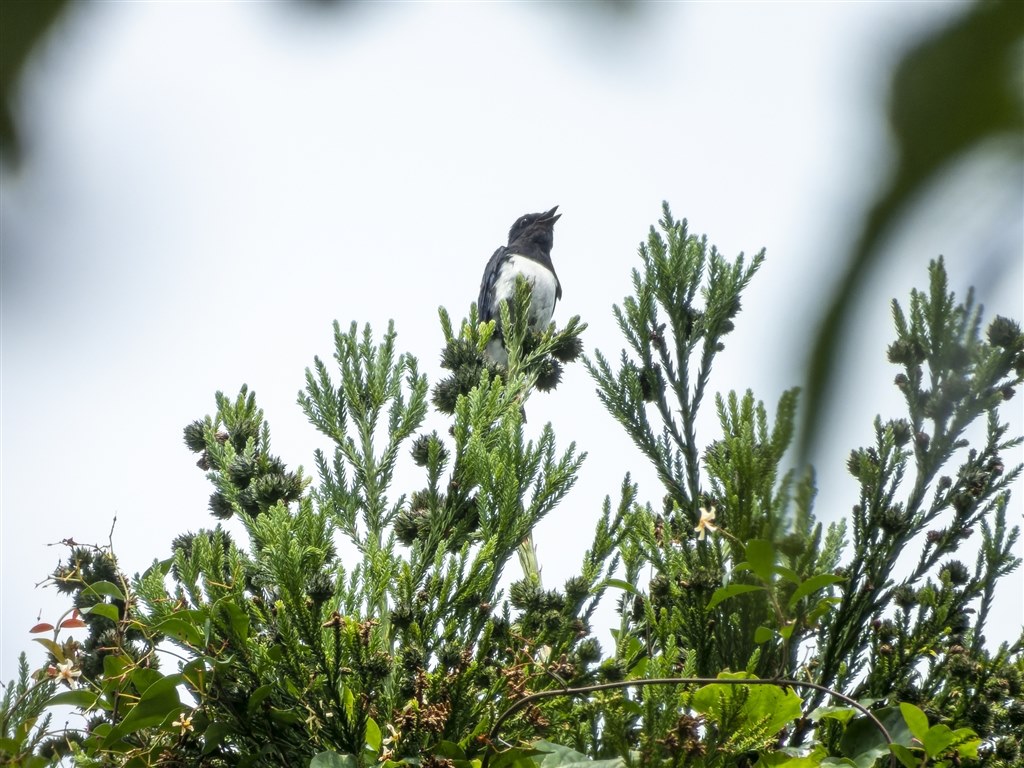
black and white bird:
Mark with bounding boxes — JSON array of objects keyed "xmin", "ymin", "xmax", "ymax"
[{"xmin": 477, "ymin": 206, "xmax": 562, "ymax": 366}]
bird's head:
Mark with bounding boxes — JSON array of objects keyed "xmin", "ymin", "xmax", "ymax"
[{"xmin": 507, "ymin": 206, "xmax": 560, "ymax": 250}]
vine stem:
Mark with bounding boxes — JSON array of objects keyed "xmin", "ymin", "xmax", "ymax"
[{"xmin": 482, "ymin": 676, "xmax": 895, "ymax": 768}]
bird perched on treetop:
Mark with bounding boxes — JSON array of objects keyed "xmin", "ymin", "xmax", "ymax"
[{"xmin": 477, "ymin": 206, "xmax": 562, "ymax": 366}]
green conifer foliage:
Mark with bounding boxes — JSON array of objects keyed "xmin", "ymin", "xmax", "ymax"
[{"xmin": 5, "ymin": 206, "xmax": 1021, "ymax": 768}]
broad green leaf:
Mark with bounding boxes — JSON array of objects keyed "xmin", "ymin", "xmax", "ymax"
[
  {"xmin": 433, "ymin": 741, "xmax": 467, "ymax": 760},
  {"xmin": 708, "ymin": 583, "xmax": 765, "ymax": 610},
  {"xmin": 0, "ymin": 753, "xmax": 49, "ymax": 768},
  {"xmin": 182, "ymin": 658, "xmax": 208, "ymax": 694},
  {"xmin": 952, "ymin": 729, "xmax": 980, "ymax": 758},
  {"xmin": 692, "ymin": 676, "xmax": 801, "ymax": 735},
  {"xmin": 219, "ymin": 600, "xmax": 250, "ymax": 642},
  {"xmin": 788, "ymin": 574, "xmax": 845, "ymax": 608},
  {"xmin": 922, "ymin": 724, "xmax": 955, "ymax": 758},
  {"xmin": 141, "ymin": 557, "xmax": 173, "ymax": 580},
  {"xmin": 489, "ymin": 746, "xmax": 547, "ymax": 768},
  {"xmin": 613, "ymin": 698, "xmax": 643, "ymax": 717},
  {"xmin": 83, "ymin": 602, "xmax": 120, "ymax": 623},
  {"xmin": 152, "ymin": 617, "xmax": 205, "ymax": 646},
  {"xmin": 341, "ymin": 682, "xmax": 355, "ymax": 712},
  {"xmin": 628, "ymin": 655, "xmax": 648, "ymax": 677},
  {"xmin": 310, "ymin": 753, "xmax": 357, "ymax": 768},
  {"xmin": 247, "ymin": 684, "xmax": 273, "ymax": 714},
  {"xmin": 102, "ymin": 653, "xmax": 131, "ymax": 680},
  {"xmin": 15, "ymin": 713, "xmax": 38, "ymax": 738},
  {"xmin": 101, "ymin": 673, "xmax": 184, "ymax": 747},
  {"xmin": 808, "ymin": 705, "xmax": 857, "ymax": 725},
  {"xmin": 744, "ymin": 539, "xmax": 776, "ymax": 582},
  {"xmin": 889, "ymin": 744, "xmax": 917, "ymax": 768},
  {"xmin": 271, "ymin": 707, "xmax": 305, "ymax": 725},
  {"xmin": 600, "ymin": 578, "xmax": 641, "ymax": 596},
  {"xmin": 458, "ymin": 719, "xmax": 490, "ymax": 755},
  {"xmin": 45, "ymin": 688, "xmax": 99, "ymax": 709},
  {"xmin": 755, "ymin": 753, "xmax": 821, "ymax": 768},
  {"xmin": 808, "ymin": 597, "xmax": 842, "ymax": 624},
  {"xmin": 364, "ymin": 716, "xmax": 382, "ymax": 751},
  {"xmin": 773, "ymin": 565, "xmax": 801, "ymax": 585},
  {"xmin": 899, "ymin": 702, "xmax": 929, "ymax": 742},
  {"xmin": 840, "ymin": 708, "xmax": 912, "ymax": 764},
  {"xmin": 82, "ymin": 581, "xmax": 126, "ymax": 601},
  {"xmin": 530, "ymin": 739, "xmax": 625, "ymax": 767},
  {"xmin": 129, "ymin": 667, "xmax": 163, "ymax": 694},
  {"xmin": 203, "ymin": 721, "xmax": 232, "ymax": 755},
  {"xmin": 754, "ymin": 626, "xmax": 774, "ymax": 644}
]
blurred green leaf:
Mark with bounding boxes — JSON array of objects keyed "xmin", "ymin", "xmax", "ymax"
[
  {"xmin": 0, "ymin": 0, "xmax": 68, "ymax": 159},
  {"xmin": 801, "ymin": 0, "xmax": 1024, "ymax": 459}
]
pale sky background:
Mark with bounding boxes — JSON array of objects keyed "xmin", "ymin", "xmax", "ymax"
[{"xmin": 2, "ymin": 0, "xmax": 1022, "ymax": 688}]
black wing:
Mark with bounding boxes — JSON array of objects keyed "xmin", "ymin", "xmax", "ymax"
[{"xmin": 477, "ymin": 245, "xmax": 510, "ymax": 323}]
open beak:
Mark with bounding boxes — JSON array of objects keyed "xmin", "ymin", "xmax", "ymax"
[{"xmin": 541, "ymin": 205, "xmax": 561, "ymax": 224}]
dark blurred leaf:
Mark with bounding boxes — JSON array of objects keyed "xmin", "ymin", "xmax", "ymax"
[
  {"xmin": 800, "ymin": 0, "xmax": 1024, "ymax": 459},
  {"xmin": 839, "ymin": 707, "xmax": 911, "ymax": 762},
  {"xmin": 0, "ymin": 0, "xmax": 69, "ymax": 160}
]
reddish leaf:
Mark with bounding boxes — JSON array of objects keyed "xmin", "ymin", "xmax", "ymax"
[{"xmin": 30, "ymin": 622, "xmax": 55, "ymax": 633}]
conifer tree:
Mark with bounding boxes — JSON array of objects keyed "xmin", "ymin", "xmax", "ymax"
[{"xmin": 4, "ymin": 205, "xmax": 1021, "ymax": 768}]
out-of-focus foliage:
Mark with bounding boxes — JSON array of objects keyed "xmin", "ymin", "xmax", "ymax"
[
  {"xmin": 801, "ymin": 0, "xmax": 1024, "ymax": 457},
  {"xmin": 0, "ymin": 0, "xmax": 67, "ymax": 159}
]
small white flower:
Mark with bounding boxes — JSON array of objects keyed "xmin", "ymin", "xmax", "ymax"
[
  {"xmin": 382, "ymin": 722, "xmax": 400, "ymax": 746},
  {"xmin": 694, "ymin": 506, "xmax": 718, "ymax": 541},
  {"xmin": 380, "ymin": 723, "xmax": 400, "ymax": 762},
  {"xmin": 54, "ymin": 660, "xmax": 82, "ymax": 687},
  {"xmin": 172, "ymin": 713, "xmax": 194, "ymax": 733}
]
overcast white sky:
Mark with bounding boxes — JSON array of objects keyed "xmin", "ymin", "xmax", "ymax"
[{"xmin": 2, "ymin": 1, "xmax": 1021, "ymax": 687}]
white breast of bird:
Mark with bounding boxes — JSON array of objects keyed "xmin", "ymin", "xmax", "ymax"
[{"xmin": 494, "ymin": 255, "xmax": 558, "ymax": 331}]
